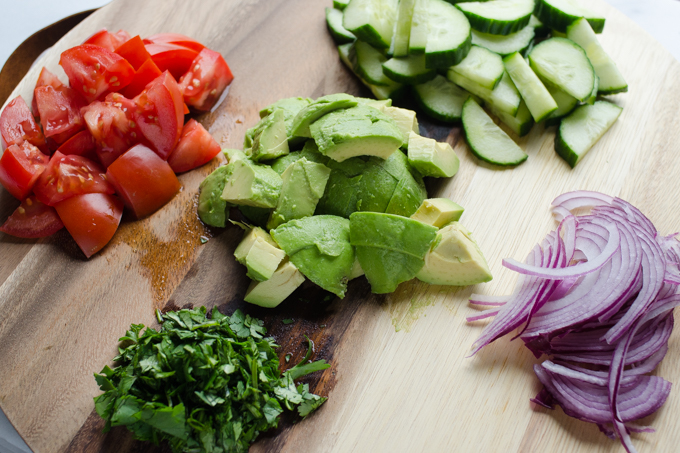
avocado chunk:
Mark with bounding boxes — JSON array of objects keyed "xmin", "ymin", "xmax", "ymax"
[
  {"xmin": 234, "ymin": 227, "xmax": 286, "ymax": 281},
  {"xmin": 238, "ymin": 205, "xmax": 271, "ymax": 228},
  {"xmin": 349, "ymin": 256, "xmax": 364, "ymax": 280},
  {"xmin": 271, "ymin": 215, "xmax": 354, "ymax": 298},
  {"xmin": 223, "ymin": 148, "xmax": 248, "ymax": 163},
  {"xmin": 267, "ymin": 157, "xmax": 331, "ymax": 230},
  {"xmin": 270, "ymin": 141, "xmax": 330, "ymax": 175},
  {"xmin": 310, "ymin": 104, "xmax": 404, "ymax": 162},
  {"xmin": 416, "ymin": 222, "xmax": 493, "ymax": 286},
  {"xmin": 350, "ymin": 212, "xmax": 437, "ymax": 293},
  {"xmin": 411, "ymin": 198, "xmax": 464, "ymax": 227},
  {"xmin": 356, "ymin": 97, "xmax": 393, "ymax": 109},
  {"xmin": 290, "ymin": 93, "xmax": 359, "ymax": 139},
  {"xmin": 221, "ymin": 159, "xmax": 282, "ymax": 208},
  {"xmin": 250, "ymin": 108, "xmax": 289, "ymax": 162},
  {"xmin": 198, "ymin": 165, "xmax": 231, "ymax": 227},
  {"xmin": 356, "ymin": 158, "xmax": 400, "ymax": 213},
  {"xmin": 381, "ymin": 106, "xmax": 420, "ymax": 146},
  {"xmin": 385, "ymin": 176, "xmax": 427, "ymax": 217},
  {"xmin": 244, "ymin": 259, "xmax": 305, "ymax": 308},
  {"xmin": 407, "ymin": 132, "xmax": 460, "ymax": 178}
]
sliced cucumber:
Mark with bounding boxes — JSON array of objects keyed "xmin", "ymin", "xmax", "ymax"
[
  {"xmin": 326, "ymin": 8, "xmax": 356, "ymax": 44},
  {"xmin": 382, "ymin": 54, "xmax": 437, "ymax": 84},
  {"xmin": 535, "ymin": 0, "xmax": 605, "ymax": 33},
  {"xmin": 555, "ymin": 101, "xmax": 622, "ymax": 167},
  {"xmin": 413, "ymin": 75, "xmax": 471, "ymax": 123},
  {"xmin": 544, "ymin": 84, "xmax": 578, "ymax": 126},
  {"xmin": 339, "ymin": 44, "xmax": 406, "ymax": 100},
  {"xmin": 338, "ymin": 43, "xmax": 353, "ymax": 68},
  {"xmin": 449, "ymin": 45, "xmax": 504, "ymax": 90},
  {"xmin": 503, "ymin": 52, "xmax": 557, "ymax": 122},
  {"xmin": 343, "ymin": 0, "xmax": 398, "ymax": 50},
  {"xmin": 409, "ymin": 0, "xmax": 429, "ymax": 54},
  {"xmin": 490, "ymin": 100, "xmax": 534, "ymax": 137},
  {"xmin": 425, "ymin": 0, "xmax": 472, "ymax": 68},
  {"xmin": 448, "ymin": 70, "xmax": 521, "ymax": 116},
  {"xmin": 530, "ymin": 15, "xmax": 550, "ymax": 38},
  {"xmin": 528, "ymin": 37, "xmax": 595, "ymax": 102},
  {"xmin": 334, "ymin": 0, "xmax": 351, "ymax": 10},
  {"xmin": 456, "ymin": 0, "xmax": 534, "ymax": 35},
  {"xmin": 471, "ymin": 23, "xmax": 535, "ymax": 57},
  {"xmin": 585, "ymin": 75, "xmax": 598, "ymax": 105},
  {"xmin": 566, "ymin": 18, "xmax": 627, "ymax": 94},
  {"xmin": 462, "ymin": 98, "xmax": 528, "ymax": 166},
  {"xmin": 393, "ymin": 0, "xmax": 416, "ymax": 57},
  {"xmin": 351, "ymin": 40, "xmax": 390, "ymax": 86}
]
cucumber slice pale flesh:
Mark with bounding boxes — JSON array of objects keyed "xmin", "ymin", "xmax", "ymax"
[
  {"xmin": 456, "ymin": 0, "xmax": 534, "ymax": 35},
  {"xmin": 351, "ymin": 40, "xmax": 391, "ymax": 86},
  {"xmin": 544, "ymin": 84, "xmax": 579, "ymax": 127},
  {"xmin": 490, "ymin": 99, "xmax": 534, "ymax": 137},
  {"xmin": 326, "ymin": 7, "xmax": 356, "ymax": 44},
  {"xmin": 425, "ymin": 0, "xmax": 472, "ymax": 68},
  {"xmin": 382, "ymin": 54, "xmax": 437, "ymax": 84},
  {"xmin": 409, "ymin": 0, "xmax": 429, "ymax": 54},
  {"xmin": 555, "ymin": 100, "xmax": 622, "ymax": 167},
  {"xmin": 535, "ymin": 0, "xmax": 605, "ymax": 33},
  {"xmin": 413, "ymin": 75, "xmax": 471, "ymax": 123},
  {"xmin": 448, "ymin": 70, "xmax": 521, "ymax": 116},
  {"xmin": 334, "ymin": 0, "xmax": 350, "ymax": 10},
  {"xmin": 343, "ymin": 0, "xmax": 398, "ymax": 50},
  {"xmin": 449, "ymin": 45, "xmax": 505, "ymax": 91},
  {"xmin": 503, "ymin": 51, "xmax": 557, "ymax": 122},
  {"xmin": 471, "ymin": 23, "xmax": 535, "ymax": 56},
  {"xmin": 462, "ymin": 97, "xmax": 528, "ymax": 166},
  {"xmin": 393, "ymin": 0, "xmax": 416, "ymax": 57},
  {"xmin": 339, "ymin": 44, "xmax": 406, "ymax": 101}
]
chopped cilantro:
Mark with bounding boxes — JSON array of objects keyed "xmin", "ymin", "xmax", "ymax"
[{"xmin": 200, "ymin": 236, "xmax": 209, "ymax": 244}]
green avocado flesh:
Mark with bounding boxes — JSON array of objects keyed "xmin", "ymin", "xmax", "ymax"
[
  {"xmin": 291, "ymin": 93, "xmax": 359, "ymax": 139},
  {"xmin": 234, "ymin": 227, "xmax": 286, "ymax": 282},
  {"xmin": 259, "ymin": 97, "xmax": 312, "ymax": 140},
  {"xmin": 407, "ymin": 132, "xmax": 460, "ymax": 178},
  {"xmin": 250, "ymin": 109, "xmax": 290, "ymax": 162},
  {"xmin": 244, "ymin": 259, "xmax": 305, "ymax": 308},
  {"xmin": 198, "ymin": 165, "xmax": 231, "ymax": 227},
  {"xmin": 221, "ymin": 159, "xmax": 282, "ymax": 208},
  {"xmin": 272, "ymin": 215, "xmax": 354, "ymax": 298},
  {"xmin": 411, "ymin": 198, "xmax": 464, "ymax": 227},
  {"xmin": 270, "ymin": 141, "xmax": 330, "ymax": 175}
]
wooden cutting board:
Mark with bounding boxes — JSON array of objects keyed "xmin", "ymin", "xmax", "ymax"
[{"xmin": 1, "ymin": 0, "xmax": 680, "ymax": 452}]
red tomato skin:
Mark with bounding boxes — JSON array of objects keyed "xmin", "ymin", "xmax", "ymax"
[
  {"xmin": 0, "ymin": 142, "xmax": 49, "ymax": 200},
  {"xmin": 55, "ymin": 192, "xmax": 123, "ymax": 258},
  {"xmin": 59, "ymin": 45, "xmax": 136, "ymax": 103},
  {"xmin": 121, "ymin": 58, "xmax": 162, "ymax": 99},
  {"xmin": 33, "ymin": 151, "xmax": 114, "ymax": 206},
  {"xmin": 31, "ymin": 67, "xmax": 64, "ymax": 113},
  {"xmin": 34, "ymin": 85, "xmax": 87, "ymax": 141},
  {"xmin": 0, "ymin": 96, "xmax": 47, "ymax": 152},
  {"xmin": 56, "ymin": 129, "xmax": 96, "ymax": 157},
  {"xmin": 83, "ymin": 29, "xmax": 131, "ymax": 52},
  {"xmin": 178, "ymin": 48, "xmax": 233, "ymax": 111},
  {"xmin": 133, "ymin": 71, "xmax": 184, "ymax": 159},
  {"xmin": 114, "ymin": 36, "xmax": 152, "ymax": 71},
  {"xmin": 143, "ymin": 33, "xmax": 206, "ymax": 53},
  {"xmin": 145, "ymin": 43, "xmax": 199, "ymax": 80},
  {"xmin": 167, "ymin": 119, "xmax": 221, "ymax": 173},
  {"xmin": 0, "ymin": 196, "xmax": 64, "ymax": 238},
  {"xmin": 106, "ymin": 144, "xmax": 180, "ymax": 219}
]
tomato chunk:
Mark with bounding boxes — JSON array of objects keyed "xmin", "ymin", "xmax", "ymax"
[
  {"xmin": 55, "ymin": 193, "xmax": 123, "ymax": 258},
  {"xmin": 143, "ymin": 33, "xmax": 205, "ymax": 53},
  {"xmin": 167, "ymin": 119, "xmax": 221, "ymax": 173},
  {"xmin": 145, "ymin": 43, "xmax": 199, "ymax": 80},
  {"xmin": 81, "ymin": 94, "xmax": 139, "ymax": 167},
  {"xmin": 83, "ymin": 29, "xmax": 131, "ymax": 52},
  {"xmin": 0, "ymin": 141, "xmax": 49, "ymax": 200},
  {"xmin": 31, "ymin": 67, "xmax": 65, "ymax": 113},
  {"xmin": 114, "ymin": 35, "xmax": 152, "ymax": 71},
  {"xmin": 133, "ymin": 71, "xmax": 184, "ymax": 159},
  {"xmin": 106, "ymin": 144, "xmax": 180, "ymax": 218},
  {"xmin": 60, "ymin": 44, "xmax": 135, "ymax": 103},
  {"xmin": 34, "ymin": 85, "xmax": 87, "ymax": 141},
  {"xmin": 57, "ymin": 129, "xmax": 96, "ymax": 157},
  {"xmin": 33, "ymin": 151, "xmax": 114, "ymax": 206},
  {"xmin": 122, "ymin": 58, "xmax": 162, "ymax": 99},
  {"xmin": 0, "ymin": 96, "xmax": 46, "ymax": 151},
  {"xmin": 0, "ymin": 196, "xmax": 64, "ymax": 238},
  {"xmin": 178, "ymin": 48, "xmax": 233, "ymax": 111}
]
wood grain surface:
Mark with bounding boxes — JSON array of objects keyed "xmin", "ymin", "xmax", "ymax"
[{"xmin": 1, "ymin": 0, "xmax": 680, "ymax": 452}]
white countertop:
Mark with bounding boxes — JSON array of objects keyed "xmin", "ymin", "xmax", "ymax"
[{"xmin": 0, "ymin": 0, "xmax": 679, "ymax": 452}]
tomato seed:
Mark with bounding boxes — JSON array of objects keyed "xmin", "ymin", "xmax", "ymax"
[
  {"xmin": 129, "ymin": 121, "xmax": 136, "ymax": 128},
  {"xmin": 17, "ymin": 207, "xmax": 25, "ymax": 214},
  {"xmin": 89, "ymin": 88, "xmax": 96, "ymax": 95},
  {"xmin": 95, "ymin": 63, "xmax": 100, "ymax": 70},
  {"xmin": 110, "ymin": 76, "xmax": 118, "ymax": 83},
  {"xmin": 194, "ymin": 64, "xmax": 200, "ymax": 72},
  {"xmin": 78, "ymin": 175, "xmax": 85, "ymax": 183},
  {"xmin": 25, "ymin": 198, "xmax": 32, "ymax": 206},
  {"xmin": 192, "ymin": 79, "xmax": 200, "ymax": 87}
]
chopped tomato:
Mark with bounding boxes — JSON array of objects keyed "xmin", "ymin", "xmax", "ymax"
[
  {"xmin": 59, "ymin": 45, "xmax": 135, "ymax": 103},
  {"xmin": 57, "ymin": 129, "xmax": 96, "ymax": 157},
  {"xmin": 167, "ymin": 119, "xmax": 221, "ymax": 173},
  {"xmin": 33, "ymin": 151, "xmax": 114, "ymax": 206},
  {"xmin": 178, "ymin": 48, "xmax": 233, "ymax": 111},
  {"xmin": 81, "ymin": 94, "xmax": 139, "ymax": 167},
  {"xmin": 114, "ymin": 36, "xmax": 152, "ymax": 71},
  {"xmin": 106, "ymin": 144, "xmax": 180, "ymax": 218},
  {"xmin": 83, "ymin": 29, "xmax": 131, "ymax": 52},
  {"xmin": 31, "ymin": 67, "xmax": 64, "ymax": 113},
  {"xmin": 133, "ymin": 71, "xmax": 184, "ymax": 159},
  {"xmin": 145, "ymin": 43, "xmax": 199, "ymax": 80},
  {"xmin": 0, "ymin": 141, "xmax": 49, "ymax": 200},
  {"xmin": 0, "ymin": 96, "xmax": 47, "ymax": 152},
  {"xmin": 55, "ymin": 192, "xmax": 123, "ymax": 258},
  {"xmin": 143, "ymin": 33, "xmax": 205, "ymax": 53},
  {"xmin": 0, "ymin": 196, "xmax": 64, "ymax": 238},
  {"xmin": 34, "ymin": 85, "xmax": 87, "ymax": 141},
  {"xmin": 121, "ymin": 58, "xmax": 162, "ymax": 99}
]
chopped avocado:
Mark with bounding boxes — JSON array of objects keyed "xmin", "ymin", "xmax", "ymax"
[
  {"xmin": 223, "ymin": 148, "xmax": 248, "ymax": 163},
  {"xmin": 271, "ymin": 215, "xmax": 354, "ymax": 297},
  {"xmin": 315, "ymin": 171, "xmax": 363, "ymax": 218},
  {"xmin": 381, "ymin": 106, "xmax": 420, "ymax": 146},
  {"xmin": 260, "ymin": 97, "xmax": 312, "ymax": 146},
  {"xmin": 385, "ymin": 176, "xmax": 427, "ymax": 217},
  {"xmin": 309, "ymin": 104, "xmax": 404, "ymax": 162},
  {"xmin": 356, "ymin": 158, "xmax": 400, "ymax": 213},
  {"xmin": 270, "ymin": 141, "xmax": 330, "ymax": 175},
  {"xmin": 349, "ymin": 256, "xmax": 364, "ymax": 280},
  {"xmin": 407, "ymin": 132, "xmax": 460, "ymax": 178},
  {"xmin": 221, "ymin": 159, "xmax": 282, "ymax": 208},
  {"xmin": 198, "ymin": 165, "xmax": 231, "ymax": 227},
  {"xmin": 290, "ymin": 93, "xmax": 359, "ymax": 139},
  {"xmin": 238, "ymin": 205, "xmax": 271, "ymax": 228},
  {"xmin": 350, "ymin": 212, "xmax": 437, "ymax": 293},
  {"xmin": 267, "ymin": 158, "xmax": 331, "ymax": 230},
  {"xmin": 244, "ymin": 259, "xmax": 305, "ymax": 308},
  {"xmin": 416, "ymin": 221, "xmax": 493, "ymax": 286},
  {"xmin": 355, "ymin": 97, "xmax": 393, "ymax": 109},
  {"xmin": 411, "ymin": 198, "xmax": 464, "ymax": 227},
  {"xmin": 251, "ymin": 108, "xmax": 290, "ymax": 162},
  {"xmin": 234, "ymin": 227, "xmax": 286, "ymax": 281}
]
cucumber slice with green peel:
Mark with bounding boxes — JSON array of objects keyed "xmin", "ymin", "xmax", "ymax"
[
  {"xmin": 462, "ymin": 98, "xmax": 528, "ymax": 166},
  {"xmin": 456, "ymin": 0, "xmax": 534, "ymax": 35},
  {"xmin": 350, "ymin": 40, "xmax": 391, "ymax": 86},
  {"xmin": 528, "ymin": 37, "xmax": 595, "ymax": 102},
  {"xmin": 544, "ymin": 84, "xmax": 579, "ymax": 126},
  {"xmin": 393, "ymin": 0, "xmax": 416, "ymax": 57},
  {"xmin": 535, "ymin": 0, "xmax": 605, "ymax": 33},
  {"xmin": 450, "ymin": 45, "xmax": 505, "ymax": 91},
  {"xmin": 503, "ymin": 51, "xmax": 557, "ymax": 122},
  {"xmin": 471, "ymin": 24, "xmax": 535, "ymax": 57},
  {"xmin": 425, "ymin": 0, "xmax": 472, "ymax": 68},
  {"xmin": 413, "ymin": 75, "xmax": 471, "ymax": 123},
  {"xmin": 490, "ymin": 100, "xmax": 534, "ymax": 137},
  {"xmin": 334, "ymin": 0, "xmax": 350, "ymax": 10},
  {"xmin": 585, "ymin": 75, "xmax": 598, "ymax": 105},
  {"xmin": 326, "ymin": 8, "xmax": 356, "ymax": 44},
  {"xmin": 550, "ymin": 29, "xmax": 567, "ymax": 38},
  {"xmin": 555, "ymin": 100, "xmax": 622, "ymax": 167},
  {"xmin": 338, "ymin": 43, "xmax": 353, "ymax": 68},
  {"xmin": 409, "ymin": 0, "xmax": 429, "ymax": 55},
  {"xmin": 530, "ymin": 15, "xmax": 550, "ymax": 38},
  {"xmin": 338, "ymin": 44, "xmax": 406, "ymax": 101},
  {"xmin": 343, "ymin": 0, "xmax": 398, "ymax": 50},
  {"xmin": 566, "ymin": 18, "xmax": 628, "ymax": 94},
  {"xmin": 382, "ymin": 54, "xmax": 437, "ymax": 84},
  {"xmin": 448, "ymin": 70, "xmax": 521, "ymax": 116}
]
